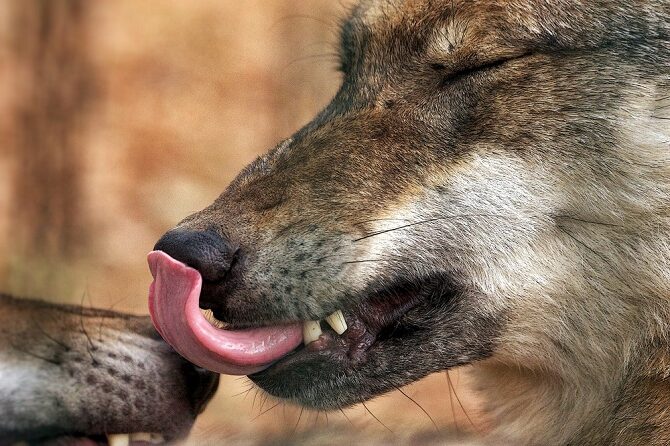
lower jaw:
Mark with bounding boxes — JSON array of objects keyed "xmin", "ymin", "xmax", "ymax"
[
  {"xmin": 247, "ymin": 302, "xmax": 429, "ymax": 405},
  {"xmin": 248, "ymin": 335, "xmax": 395, "ymax": 410},
  {"xmin": 247, "ymin": 336, "xmax": 353, "ymax": 404},
  {"xmin": 249, "ymin": 368, "xmax": 351, "ymax": 410}
]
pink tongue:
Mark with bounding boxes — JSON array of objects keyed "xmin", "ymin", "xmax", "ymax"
[{"xmin": 147, "ymin": 250, "xmax": 302, "ymax": 375}]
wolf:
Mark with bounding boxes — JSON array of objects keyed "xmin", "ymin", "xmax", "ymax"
[
  {"xmin": 0, "ymin": 294, "xmax": 219, "ymax": 445},
  {"xmin": 148, "ymin": 0, "xmax": 670, "ymax": 444}
]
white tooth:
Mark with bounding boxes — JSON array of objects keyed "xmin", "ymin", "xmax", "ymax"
[
  {"xmin": 303, "ymin": 320, "xmax": 322, "ymax": 344},
  {"xmin": 201, "ymin": 308, "xmax": 226, "ymax": 329},
  {"xmin": 128, "ymin": 433, "xmax": 164, "ymax": 444},
  {"xmin": 107, "ymin": 434, "xmax": 130, "ymax": 446},
  {"xmin": 129, "ymin": 433, "xmax": 153, "ymax": 442},
  {"xmin": 130, "ymin": 432, "xmax": 151, "ymax": 443},
  {"xmin": 149, "ymin": 433, "xmax": 166, "ymax": 444},
  {"xmin": 325, "ymin": 310, "xmax": 348, "ymax": 335}
]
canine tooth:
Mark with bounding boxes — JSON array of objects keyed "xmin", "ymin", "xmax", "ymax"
[
  {"xmin": 303, "ymin": 320, "xmax": 322, "ymax": 344},
  {"xmin": 324, "ymin": 310, "xmax": 348, "ymax": 334},
  {"xmin": 107, "ymin": 434, "xmax": 130, "ymax": 446}
]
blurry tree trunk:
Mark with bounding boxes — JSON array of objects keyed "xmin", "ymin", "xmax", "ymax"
[
  {"xmin": 274, "ymin": 2, "xmax": 341, "ymax": 132},
  {"xmin": 10, "ymin": 0, "xmax": 94, "ymax": 259}
]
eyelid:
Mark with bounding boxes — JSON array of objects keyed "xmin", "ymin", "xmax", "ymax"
[{"xmin": 432, "ymin": 52, "xmax": 532, "ymax": 84}]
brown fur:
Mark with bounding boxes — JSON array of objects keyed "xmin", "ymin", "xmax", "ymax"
[{"xmin": 157, "ymin": 1, "xmax": 670, "ymax": 444}]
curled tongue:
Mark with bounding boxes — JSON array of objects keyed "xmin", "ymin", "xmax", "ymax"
[{"xmin": 147, "ymin": 250, "xmax": 302, "ymax": 375}]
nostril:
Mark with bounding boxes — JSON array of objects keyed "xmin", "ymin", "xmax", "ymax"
[{"xmin": 153, "ymin": 228, "xmax": 236, "ymax": 283}]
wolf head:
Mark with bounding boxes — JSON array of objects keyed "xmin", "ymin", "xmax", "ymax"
[{"xmin": 149, "ymin": 0, "xmax": 670, "ymax": 436}]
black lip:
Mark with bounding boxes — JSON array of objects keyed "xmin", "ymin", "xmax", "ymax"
[{"xmin": 251, "ymin": 275, "xmax": 453, "ymax": 377}]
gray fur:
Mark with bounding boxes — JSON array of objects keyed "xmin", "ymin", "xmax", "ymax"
[{"xmin": 0, "ymin": 294, "xmax": 218, "ymax": 444}]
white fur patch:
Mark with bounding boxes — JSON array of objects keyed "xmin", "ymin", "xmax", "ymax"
[
  {"xmin": 355, "ymin": 0, "xmax": 403, "ymax": 27},
  {"xmin": 0, "ymin": 353, "xmax": 39, "ymax": 399},
  {"xmin": 360, "ymin": 152, "xmax": 561, "ymax": 304},
  {"xmin": 429, "ymin": 22, "xmax": 468, "ymax": 56}
]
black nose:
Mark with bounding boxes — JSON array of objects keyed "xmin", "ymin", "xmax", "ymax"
[
  {"xmin": 154, "ymin": 228, "xmax": 237, "ymax": 283},
  {"xmin": 182, "ymin": 362, "xmax": 220, "ymax": 414}
]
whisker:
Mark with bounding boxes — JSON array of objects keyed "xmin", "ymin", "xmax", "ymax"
[
  {"xmin": 293, "ymin": 407, "xmax": 305, "ymax": 433},
  {"xmin": 339, "ymin": 407, "xmax": 355, "ymax": 426},
  {"xmin": 447, "ymin": 370, "xmax": 476, "ymax": 429},
  {"xmin": 251, "ymin": 402, "xmax": 280, "ymax": 421},
  {"xmin": 252, "ymin": 387, "xmax": 260, "ymax": 410},
  {"xmin": 353, "ymin": 217, "xmax": 445, "ymax": 242},
  {"xmin": 315, "ymin": 253, "xmax": 351, "ymax": 262},
  {"xmin": 258, "ymin": 393, "xmax": 268, "ymax": 412},
  {"xmin": 446, "ymin": 370, "xmax": 461, "ymax": 434},
  {"xmin": 362, "ymin": 401, "xmax": 393, "ymax": 433},
  {"xmin": 553, "ymin": 215, "xmax": 622, "ymax": 227},
  {"xmin": 395, "ymin": 385, "xmax": 439, "ymax": 431},
  {"xmin": 353, "ymin": 212, "xmax": 626, "ymax": 243},
  {"xmin": 79, "ymin": 291, "xmax": 98, "ymax": 365},
  {"xmin": 232, "ymin": 384, "xmax": 254, "ymax": 398},
  {"xmin": 11, "ymin": 343, "xmax": 60, "ymax": 366},
  {"xmin": 31, "ymin": 317, "xmax": 71, "ymax": 352},
  {"xmin": 353, "ymin": 217, "xmax": 412, "ymax": 225},
  {"xmin": 341, "ymin": 258, "xmax": 397, "ymax": 265},
  {"xmin": 353, "ymin": 213, "xmax": 510, "ymax": 242}
]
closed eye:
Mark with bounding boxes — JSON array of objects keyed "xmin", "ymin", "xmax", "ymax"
[{"xmin": 431, "ymin": 53, "xmax": 531, "ymax": 86}]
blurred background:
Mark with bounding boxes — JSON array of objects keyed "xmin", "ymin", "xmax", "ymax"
[{"xmin": 0, "ymin": 1, "xmax": 478, "ymax": 443}]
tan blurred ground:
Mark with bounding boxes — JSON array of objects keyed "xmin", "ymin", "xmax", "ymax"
[{"xmin": 0, "ymin": 1, "xmax": 480, "ymax": 443}]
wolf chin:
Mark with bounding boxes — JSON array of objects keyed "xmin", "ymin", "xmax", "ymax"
[{"xmin": 151, "ymin": 1, "xmax": 670, "ymax": 444}]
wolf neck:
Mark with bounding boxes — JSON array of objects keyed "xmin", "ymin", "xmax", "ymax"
[{"xmin": 475, "ymin": 344, "xmax": 670, "ymax": 446}]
